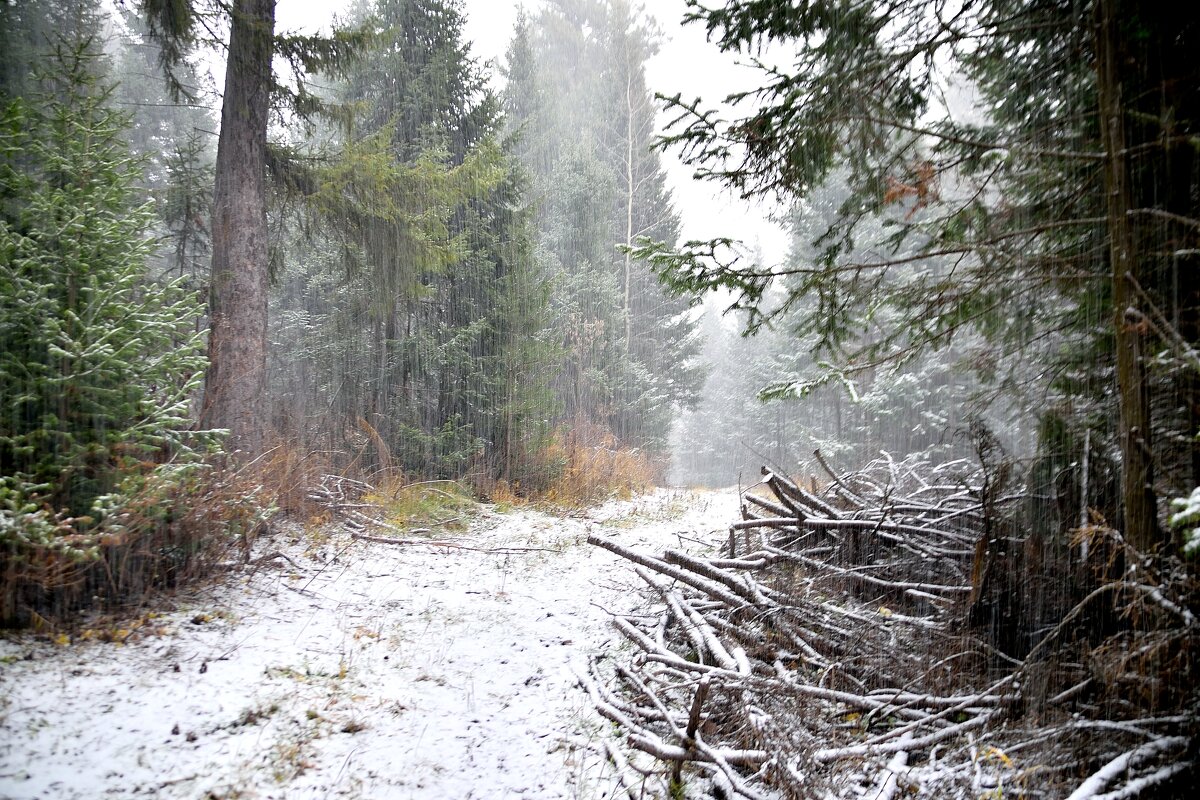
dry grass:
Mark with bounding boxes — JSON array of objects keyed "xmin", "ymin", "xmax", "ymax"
[
  {"xmin": 487, "ymin": 478, "xmax": 526, "ymax": 509},
  {"xmin": 538, "ymin": 422, "xmax": 658, "ymax": 508},
  {"xmin": 361, "ymin": 475, "xmax": 477, "ymax": 533},
  {"xmin": 255, "ymin": 441, "xmax": 335, "ymax": 523},
  {"xmin": 474, "ymin": 421, "xmax": 660, "ymax": 509}
]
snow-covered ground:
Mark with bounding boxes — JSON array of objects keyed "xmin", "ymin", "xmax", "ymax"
[{"xmin": 0, "ymin": 488, "xmax": 738, "ymax": 800}]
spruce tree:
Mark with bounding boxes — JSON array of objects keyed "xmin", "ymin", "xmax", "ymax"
[
  {"xmin": 269, "ymin": 0, "xmax": 556, "ymax": 483},
  {"xmin": 639, "ymin": 0, "xmax": 1200, "ymax": 547},
  {"xmin": 136, "ymin": 0, "xmax": 366, "ymax": 460},
  {"xmin": 503, "ymin": 0, "xmax": 704, "ymax": 457},
  {"xmin": 0, "ymin": 31, "xmax": 207, "ymax": 554},
  {"xmin": 110, "ymin": 11, "xmax": 215, "ymax": 281}
]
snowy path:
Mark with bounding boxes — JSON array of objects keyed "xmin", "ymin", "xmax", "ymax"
[{"xmin": 0, "ymin": 489, "xmax": 736, "ymax": 800}]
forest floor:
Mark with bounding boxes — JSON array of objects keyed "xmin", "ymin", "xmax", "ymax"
[{"xmin": 0, "ymin": 488, "xmax": 738, "ymax": 800}]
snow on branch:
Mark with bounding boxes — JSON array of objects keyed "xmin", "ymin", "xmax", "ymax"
[{"xmin": 586, "ymin": 454, "xmax": 1198, "ymax": 798}]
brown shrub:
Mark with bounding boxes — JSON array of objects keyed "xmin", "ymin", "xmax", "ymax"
[
  {"xmin": 538, "ymin": 421, "xmax": 659, "ymax": 508},
  {"xmin": 0, "ymin": 441, "xmax": 339, "ymax": 629}
]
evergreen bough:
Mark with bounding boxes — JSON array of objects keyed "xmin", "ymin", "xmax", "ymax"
[{"xmin": 0, "ymin": 39, "xmax": 209, "ymax": 561}]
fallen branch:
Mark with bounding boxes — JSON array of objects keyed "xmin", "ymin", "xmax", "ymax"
[
  {"xmin": 586, "ymin": 456, "xmax": 1197, "ymax": 799},
  {"xmin": 589, "ymin": 533, "xmax": 749, "ymax": 609},
  {"xmin": 349, "ymin": 531, "xmax": 557, "ymax": 554},
  {"xmin": 627, "ymin": 733, "xmax": 768, "ymax": 766},
  {"xmin": 870, "ymin": 733, "xmax": 913, "ymax": 800},
  {"xmin": 1065, "ymin": 737, "xmax": 1189, "ymax": 800}
]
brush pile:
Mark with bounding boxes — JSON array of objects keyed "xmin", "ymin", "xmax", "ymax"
[
  {"xmin": 585, "ymin": 454, "xmax": 1197, "ymax": 799},
  {"xmin": 307, "ymin": 473, "xmax": 403, "ymax": 538}
]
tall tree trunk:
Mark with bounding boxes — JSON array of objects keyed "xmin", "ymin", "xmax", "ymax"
[
  {"xmin": 201, "ymin": 0, "xmax": 276, "ymax": 458},
  {"xmin": 1096, "ymin": 0, "xmax": 1158, "ymax": 550},
  {"xmin": 623, "ymin": 65, "xmax": 635, "ymax": 353}
]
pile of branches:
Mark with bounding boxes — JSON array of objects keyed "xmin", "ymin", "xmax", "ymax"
[
  {"xmin": 306, "ymin": 473, "xmax": 544, "ymax": 555},
  {"xmin": 308, "ymin": 473, "xmax": 399, "ymax": 537},
  {"xmin": 306, "ymin": 473, "xmax": 462, "ymax": 547},
  {"xmin": 585, "ymin": 454, "xmax": 1197, "ymax": 799}
]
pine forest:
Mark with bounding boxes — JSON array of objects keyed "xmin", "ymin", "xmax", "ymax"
[{"xmin": 0, "ymin": 1, "xmax": 1197, "ymax": 798}]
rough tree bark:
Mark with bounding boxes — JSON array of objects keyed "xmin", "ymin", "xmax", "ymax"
[
  {"xmin": 201, "ymin": 0, "xmax": 276, "ymax": 458},
  {"xmin": 1095, "ymin": 0, "xmax": 1158, "ymax": 550}
]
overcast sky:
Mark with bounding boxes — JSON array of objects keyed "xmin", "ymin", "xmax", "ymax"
[{"xmin": 275, "ymin": 0, "xmax": 789, "ymax": 264}]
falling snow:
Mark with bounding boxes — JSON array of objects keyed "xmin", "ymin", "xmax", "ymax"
[{"xmin": 0, "ymin": 490, "xmax": 738, "ymax": 799}]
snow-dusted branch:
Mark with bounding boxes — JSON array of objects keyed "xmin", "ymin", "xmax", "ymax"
[
  {"xmin": 1065, "ymin": 737, "xmax": 1189, "ymax": 800},
  {"xmin": 587, "ymin": 455, "xmax": 1197, "ymax": 798}
]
